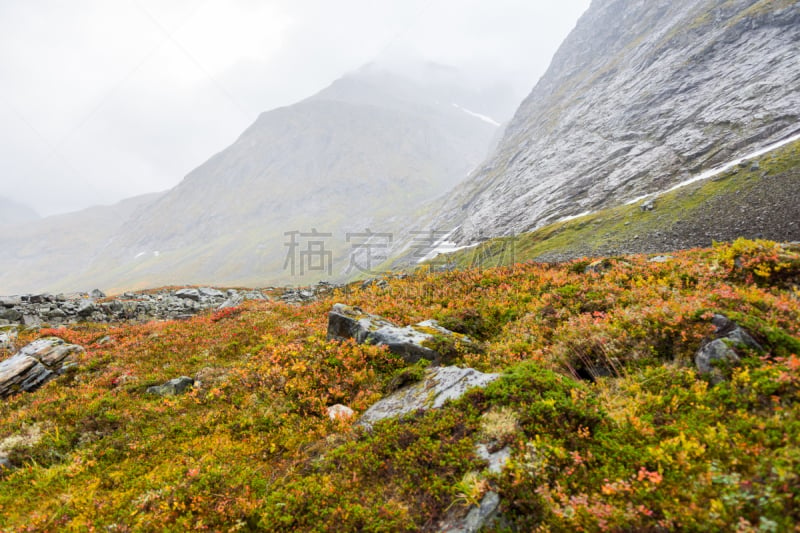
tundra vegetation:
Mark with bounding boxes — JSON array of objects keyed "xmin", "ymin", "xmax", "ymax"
[{"xmin": 0, "ymin": 239, "xmax": 799, "ymax": 531}]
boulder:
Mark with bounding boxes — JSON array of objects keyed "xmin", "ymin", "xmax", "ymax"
[
  {"xmin": 217, "ymin": 293, "xmax": 245, "ymax": 310},
  {"xmin": 696, "ymin": 339, "xmax": 740, "ymax": 376},
  {"xmin": 710, "ymin": 314, "xmax": 762, "ymax": 350},
  {"xmin": 0, "ymin": 297, "xmax": 21, "ymax": 308},
  {"xmin": 0, "ymin": 309, "xmax": 22, "ymax": 322},
  {"xmin": 175, "ymin": 289, "xmax": 202, "ymax": 302},
  {"xmin": 90, "ymin": 289, "xmax": 106, "ymax": 299},
  {"xmin": 146, "ymin": 376, "xmax": 195, "ymax": 396},
  {"xmin": 198, "ymin": 287, "xmax": 225, "ymax": 299},
  {"xmin": 76, "ymin": 299, "xmax": 97, "ymax": 317},
  {"xmin": 327, "ymin": 304, "xmax": 473, "ymax": 364},
  {"xmin": 695, "ymin": 314, "xmax": 762, "ymax": 382},
  {"xmin": 0, "ymin": 337, "xmax": 84, "ymax": 398},
  {"xmin": 359, "ymin": 366, "xmax": 499, "ymax": 427}
]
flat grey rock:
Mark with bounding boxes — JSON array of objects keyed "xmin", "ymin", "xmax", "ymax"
[
  {"xmin": 327, "ymin": 303, "xmax": 472, "ymax": 364},
  {"xmin": 359, "ymin": 366, "xmax": 499, "ymax": 427}
]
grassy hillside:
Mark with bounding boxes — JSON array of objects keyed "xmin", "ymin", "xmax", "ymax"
[
  {"xmin": 438, "ymin": 139, "xmax": 800, "ymax": 270},
  {"xmin": 1, "ymin": 239, "xmax": 800, "ymax": 530}
]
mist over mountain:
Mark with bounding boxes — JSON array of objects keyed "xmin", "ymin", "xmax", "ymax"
[
  {"xmin": 433, "ymin": 0, "xmax": 800, "ymax": 244},
  {"xmin": 0, "ymin": 197, "xmax": 39, "ymax": 227},
  {"xmin": 0, "ymin": 62, "xmax": 514, "ymax": 294}
]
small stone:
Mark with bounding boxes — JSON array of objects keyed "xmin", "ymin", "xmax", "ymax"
[
  {"xmin": 327, "ymin": 404, "xmax": 355, "ymax": 421},
  {"xmin": 146, "ymin": 376, "xmax": 195, "ymax": 396}
]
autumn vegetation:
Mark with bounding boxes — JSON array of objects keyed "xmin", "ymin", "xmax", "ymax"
[{"xmin": 1, "ymin": 238, "xmax": 799, "ymax": 531}]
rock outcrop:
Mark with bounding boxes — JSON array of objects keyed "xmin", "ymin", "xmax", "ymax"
[
  {"xmin": 0, "ymin": 287, "xmax": 270, "ymax": 327},
  {"xmin": 359, "ymin": 366, "xmax": 499, "ymax": 427},
  {"xmin": 327, "ymin": 303, "xmax": 473, "ymax": 364},
  {"xmin": 0, "ymin": 338, "xmax": 84, "ymax": 398}
]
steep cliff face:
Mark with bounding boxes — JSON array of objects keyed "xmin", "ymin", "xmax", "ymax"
[{"xmin": 440, "ymin": 0, "xmax": 800, "ymax": 243}]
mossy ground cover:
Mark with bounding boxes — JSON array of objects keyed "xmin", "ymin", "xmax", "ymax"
[{"xmin": 1, "ymin": 239, "xmax": 799, "ymax": 531}]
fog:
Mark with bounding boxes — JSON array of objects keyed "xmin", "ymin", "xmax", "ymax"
[{"xmin": 0, "ymin": 0, "xmax": 590, "ymax": 216}]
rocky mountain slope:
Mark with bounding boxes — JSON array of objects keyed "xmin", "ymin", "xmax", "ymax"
[
  {"xmin": 0, "ymin": 64, "xmax": 514, "ymax": 295},
  {"xmin": 435, "ymin": 0, "xmax": 800, "ymax": 244},
  {"xmin": 436, "ymin": 137, "xmax": 800, "ymax": 269}
]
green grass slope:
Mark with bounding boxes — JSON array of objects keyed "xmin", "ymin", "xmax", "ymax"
[{"xmin": 1, "ymin": 239, "xmax": 799, "ymax": 530}]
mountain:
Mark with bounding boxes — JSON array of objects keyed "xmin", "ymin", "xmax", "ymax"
[
  {"xmin": 0, "ymin": 63, "xmax": 516, "ymax": 294},
  {"xmin": 0, "ymin": 197, "xmax": 39, "ymax": 226},
  {"xmin": 0, "ymin": 193, "xmax": 162, "ymax": 295},
  {"xmin": 432, "ymin": 0, "xmax": 800, "ymax": 244}
]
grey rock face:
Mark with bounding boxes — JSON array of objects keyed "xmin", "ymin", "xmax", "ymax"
[
  {"xmin": 435, "ymin": 0, "xmax": 800, "ymax": 244},
  {"xmin": 0, "ymin": 337, "xmax": 84, "ymax": 398},
  {"xmin": 327, "ymin": 303, "xmax": 472, "ymax": 364},
  {"xmin": 359, "ymin": 366, "xmax": 499, "ymax": 427},
  {"xmin": 146, "ymin": 376, "xmax": 195, "ymax": 396}
]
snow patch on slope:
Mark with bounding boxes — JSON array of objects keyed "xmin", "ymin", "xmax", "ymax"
[
  {"xmin": 626, "ymin": 131, "xmax": 800, "ymax": 206},
  {"xmin": 451, "ymin": 103, "xmax": 500, "ymax": 127}
]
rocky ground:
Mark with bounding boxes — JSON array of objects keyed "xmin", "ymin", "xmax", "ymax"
[
  {"xmin": 533, "ymin": 159, "xmax": 800, "ymax": 262},
  {"xmin": 0, "ymin": 282, "xmax": 342, "ymax": 330}
]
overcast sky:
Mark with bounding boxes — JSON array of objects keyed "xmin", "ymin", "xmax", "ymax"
[{"xmin": 0, "ymin": 0, "xmax": 590, "ymax": 216}]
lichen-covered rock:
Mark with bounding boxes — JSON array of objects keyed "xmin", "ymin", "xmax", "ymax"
[
  {"xmin": 0, "ymin": 337, "xmax": 84, "ymax": 398},
  {"xmin": 359, "ymin": 366, "xmax": 499, "ymax": 427},
  {"xmin": 146, "ymin": 376, "xmax": 195, "ymax": 396},
  {"xmin": 327, "ymin": 304, "xmax": 473, "ymax": 364}
]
